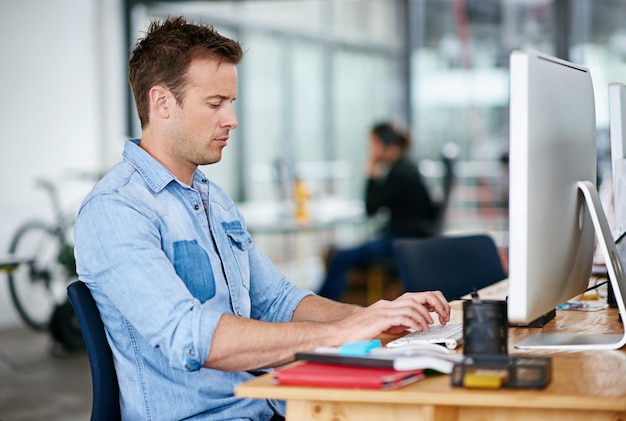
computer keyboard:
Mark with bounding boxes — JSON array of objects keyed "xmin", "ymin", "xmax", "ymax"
[{"xmin": 385, "ymin": 323, "xmax": 463, "ymax": 350}]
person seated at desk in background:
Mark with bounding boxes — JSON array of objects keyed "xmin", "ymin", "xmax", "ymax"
[
  {"xmin": 317, "ymin": 121, "xmax": 438, "ymax": 301},
  {"xmin": 73, "ymin": 16, "xmax": 450, "ymax": 421}
]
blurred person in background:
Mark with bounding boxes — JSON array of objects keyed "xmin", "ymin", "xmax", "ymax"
[{"xmin": 318, "ymin": 121, "xmax": 438, "ymax": 301}]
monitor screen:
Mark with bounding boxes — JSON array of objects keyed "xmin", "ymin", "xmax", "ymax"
[{"xmin": 506, "ymin": 49, "xmax": 626, "ymax": 350}]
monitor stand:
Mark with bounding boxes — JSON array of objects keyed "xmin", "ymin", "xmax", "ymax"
[
  {"xmin": 515, "ymin": 180, "xmax": 626, "ymax": 350},
  {"xmin": 509, "ymin": 308, "xmax": 556, "ymax": 328}
]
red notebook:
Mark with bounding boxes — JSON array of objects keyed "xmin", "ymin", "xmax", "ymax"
[{"xmin": 273, "ymin": 362, "xmax": 424, "ymax": 389}]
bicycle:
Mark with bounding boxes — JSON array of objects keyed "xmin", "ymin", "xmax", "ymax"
[{"xmin": 7, "ymin": 172, "xmax": 100, "ymax": 333}]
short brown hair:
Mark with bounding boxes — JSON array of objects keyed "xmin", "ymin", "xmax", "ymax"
[{"xmin": 128, "ymin": 16, "xmax": 244, "ymax": 129}]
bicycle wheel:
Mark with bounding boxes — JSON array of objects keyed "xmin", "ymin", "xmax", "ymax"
[{"xmin": 7, "ymin": 221, "xmax": 76, "ymax": 331}]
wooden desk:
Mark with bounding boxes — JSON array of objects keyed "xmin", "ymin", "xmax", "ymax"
[{"xmin": 236, "ymin": 292, "xmax": 626, "ymax": 421}]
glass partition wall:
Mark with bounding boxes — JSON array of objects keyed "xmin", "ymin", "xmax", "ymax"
[
  {"xmin": 126, "ymin": 0, "xmax": 406, "ymax": 205},
  {"xmin": 125, "ymin": 0, "xmax": 626, "ymax": 244},
  {"xmin": 411, "ymin": 0, "xmax": 626, "ymax": 240}
]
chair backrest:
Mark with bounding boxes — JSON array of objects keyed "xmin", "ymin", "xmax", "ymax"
[
  {"xmin": 433, "ymin": 144, "xmax": 457, "ymax": 234},
  {"xmin": 392, "ymin": 234, "xmax": 506, "ymax": 301},
  {"xmin": 67, "ymin": 281, "xmax": 121, "ymax": 421}
]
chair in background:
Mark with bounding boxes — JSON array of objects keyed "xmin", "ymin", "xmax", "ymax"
[
  {"xmin": 432, "ymin": 142, "xmax": 458, "ymax": 235},
  {"xmin": 392, "ymin": 234, "xmax": 506, "ymax": 301},
  {"xmin": 67, "ymin": 281, "xmax": 121, "ymax": 421}
]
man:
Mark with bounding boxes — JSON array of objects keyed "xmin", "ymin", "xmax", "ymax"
[{"xmin": 74, "ymin": 16, "xmax": 450, "ymax": 420}]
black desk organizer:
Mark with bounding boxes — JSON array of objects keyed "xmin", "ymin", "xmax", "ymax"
[{"xmin": 451, "ymin": 355, "xmax": 552, "ymax": 389}]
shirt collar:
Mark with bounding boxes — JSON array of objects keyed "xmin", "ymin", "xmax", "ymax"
[{"xmin": 123, "ymin": 138, "xmax": 179, "ymax": 193}]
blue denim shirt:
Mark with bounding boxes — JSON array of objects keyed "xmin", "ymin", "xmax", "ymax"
[{"xmin": 74, "ymin": 139, "xmax": 312, "ymax": 420}]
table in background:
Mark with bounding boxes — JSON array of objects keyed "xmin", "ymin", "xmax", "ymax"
[
  {"xmin": 236, "ymin": 281, "xmax": 626, "ymax": 421},
  {"xmin": 237, "ymin": 198, "xmax": 370, "ymax": 291}
]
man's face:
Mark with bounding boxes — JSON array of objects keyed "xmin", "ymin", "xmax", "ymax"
[{"xmin": 167, "ymin": 58, "xmax": 238, "ymax": 167}]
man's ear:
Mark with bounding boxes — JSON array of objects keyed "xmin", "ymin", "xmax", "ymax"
[{"xmin": 149, "ymin": 85, "xmax": 172, "ymax": 119}]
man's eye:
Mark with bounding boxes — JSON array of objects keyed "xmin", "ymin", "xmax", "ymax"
[{"xmin": 209, "ymin": 103, "xmax": 221, "ymax": 108}]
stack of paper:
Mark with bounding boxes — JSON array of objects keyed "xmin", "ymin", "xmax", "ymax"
[{"xmin": 295, "ymin": 348, "xmax": 464, "ymax": 374}]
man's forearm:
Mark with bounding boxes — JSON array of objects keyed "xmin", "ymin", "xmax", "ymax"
[
  {"xmin": 291, "ymin": 294, "xmax": 361, "ymax": 323},
  {"xmin": 204, "ymin": 312, "xmax": 342, "ymax": 372}
]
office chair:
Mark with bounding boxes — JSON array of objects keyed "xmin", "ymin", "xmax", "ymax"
[
  {"xmin": 392, "ymin": 234, "xmax": 506, "ymax": 301},
  {"xmin": 67, "ymin": 281, "xmax": 121, "ymax": 421},
  {"xmin": 432, "ymin": 143, "xmax": 458, "ymax": 234}
]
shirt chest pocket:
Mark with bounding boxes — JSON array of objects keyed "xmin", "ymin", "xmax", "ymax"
[{"xmin": 224, "ymin": 228, "xmax": 252, "ymax": 291}]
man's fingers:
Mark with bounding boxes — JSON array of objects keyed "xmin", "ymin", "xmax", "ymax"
[{"xmin": 414, "ymin": 291, "xmax": 451, "ymax": 323}]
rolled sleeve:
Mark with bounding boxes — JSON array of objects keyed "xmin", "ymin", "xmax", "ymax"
[{"xmin": 247, "ymin": 247, "xmax": 313, "ymax": 322}]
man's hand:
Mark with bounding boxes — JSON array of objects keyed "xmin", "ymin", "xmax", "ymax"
[{"xmin": 331, "ymin": 291, "xmax": 450, "ymax": 344}]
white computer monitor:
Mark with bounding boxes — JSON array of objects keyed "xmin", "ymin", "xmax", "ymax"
[{"xmin": 506, "ymin": 49, "xmax": 626, "ymax": 350}]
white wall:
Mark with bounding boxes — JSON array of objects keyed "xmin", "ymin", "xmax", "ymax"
[{"xmin": 0, "ymin": 0, "xmax": 126, "ymax": 329}]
